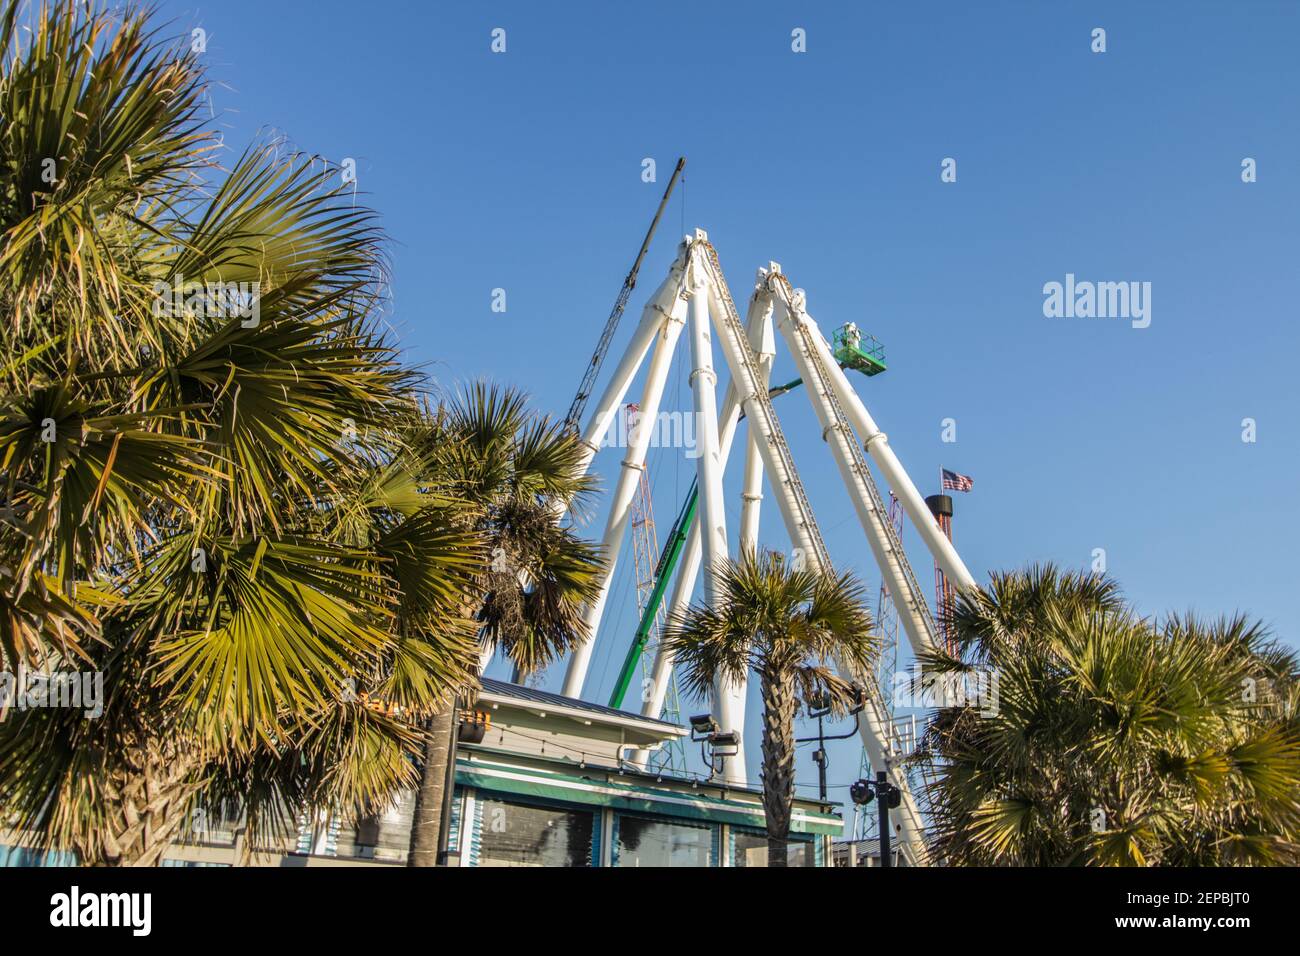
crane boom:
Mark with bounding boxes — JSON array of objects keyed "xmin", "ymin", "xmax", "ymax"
[{"xmin": 564, "ymin": 157, "xmax": 686, "ymax": 432}]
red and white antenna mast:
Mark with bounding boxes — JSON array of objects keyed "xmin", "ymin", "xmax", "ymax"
[{"xmin": 925, "ymin": 493, "xmax": 956, "ymax": 653}]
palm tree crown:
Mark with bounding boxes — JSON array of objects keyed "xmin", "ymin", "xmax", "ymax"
[
  {"xmin": 0, "ymin": 0, "xmax": 482, "ymax": 864},
  {"xmin": 666, "ymin": 549, "xmax": 876, "ymax": 866},
  {"xmin": 403, "ymin": 383, "xmax": 605, "ymax": 866},
  {"xmin": 923, "ymin": 564, "xmax": 1300, "ymax": 866}
]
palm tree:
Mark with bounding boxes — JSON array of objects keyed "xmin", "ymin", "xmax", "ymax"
[
  {"xmin": 922, "ymin": 564, "xmax": 1300, "ymax": 866},
  {"xmin": 405, "ymin": 383, "xmax": 604, "ymax": 866},
  {"xmin": 0, "ymin": 1, "xmax": 483, "ymax": 864},
  {"xmin": 666, "ymin": 549, "xmax": 876, "ymax": 866}
]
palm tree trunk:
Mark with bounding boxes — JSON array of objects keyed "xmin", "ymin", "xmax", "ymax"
[
  {"xmin": 410, "ymin": 578, "xmax": 491, "ymax": 867},
  {"xmin": 407, "ymin": 700, "xmax": 456, "ymax": 866},
  {"xmin": 759, "ymin": 666, "xmax": 796, "ymax": 867},
  {"xmin": 88, "ymin": 740, "xmax": 202, "ymax": 867}
]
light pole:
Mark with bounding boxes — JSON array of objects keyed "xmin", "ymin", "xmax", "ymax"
[
  {"xmin": 795, "ymin": 688, "xmax": 866, "ymax": 802},
  {"xmin": 849, "ymin": 770, "xmax": 903, "ymax": 867}
]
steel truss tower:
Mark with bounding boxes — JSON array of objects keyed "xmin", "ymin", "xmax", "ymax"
[{"xmin": 855, "ymin": 492, "xmax": 905, "ymax": 841}]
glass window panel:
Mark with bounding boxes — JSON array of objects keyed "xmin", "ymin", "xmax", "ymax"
[
  {"xmin": 733, "ymin": 830, "xmax": 815, "ymax": 867},
  {"xmin": 478, "ymin": 797, "xmax": 594, "ymax": 868},
  {"xmin": 615, "ymin": 816, "xmax": 713, "ymax": 867},
  {"xmin": 334, "ymin": 792, "xmax": 414, "ymax": 863}
]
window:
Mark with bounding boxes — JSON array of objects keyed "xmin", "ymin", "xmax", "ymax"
[
  {"xmin": 732, "ymin": 829, "xmax": 815, "ymax": 867},
  {"xmin": 337, "ymin": 793, "xmax": 414, "ymax": 862},
  {"xmin": 0, "ymin": 845, "xmax": 78, "ymax": 867},
  {"xmin": 477, "ymin": 797, "xmax": 595, "ymax": 867},
  {"xmin": 615, "ymin": 816, "xmax": 714, "ymax": 867}
]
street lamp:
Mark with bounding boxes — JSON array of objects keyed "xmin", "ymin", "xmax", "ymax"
[
  {"xmin": 795, "ymin": 686, "xmax": 867, "ymax": 801},
  {"xmin": 849, "ymin": 770, "xmax": 903, "ymax": 867}
]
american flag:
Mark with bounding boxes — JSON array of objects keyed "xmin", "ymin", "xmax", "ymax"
[{"xmin": 942, "ymin": 468, "xmax": 974, "ymax": 493}]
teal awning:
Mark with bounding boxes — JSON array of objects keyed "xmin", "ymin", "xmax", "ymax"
[{"xmin": 456, "ymin": 757, "xmax": 842, "ymax": 835}]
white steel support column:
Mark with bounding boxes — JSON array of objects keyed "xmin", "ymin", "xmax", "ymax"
[
  {"xmin": 573, "ymin": 245, "xmax": 690, "ymax": 482},
  {"xmin": 773, "ymin": 292, "xmax": 936, "ymax": 657},
  {"xmin": 805, "ymin": 328, "xmax": 977, "ymax": 591},
  {"xmin": 738, "ymin": 271, "xmax": 776, "ymax": 556},
  {"xmin": 686, "ymin": 257, "xmax": 747, "ymax": 784},
  {"xmin": 630, "ymin": 268, "xmax": 777, "ymax": 772},
  {"xmin": 561, "ymin": 297, "xmax": 687, "ymax": 698},
  {"xmin": 719, "ymin": 276, "xmax": 776, "ymax": 762},
  {"xmin": 738, "ymin": 435, "xmax": 765, "ymax": 553},
  {"xmin": 510, "ymin": 249, "xmax": 689, "ymax": 678},
  {"xmin": 687, "ymin": 285, "xmax": 728, "ymax": 603},
  {"xmin": 629, "ymin": 381, "xmax": 745, "ymax": 767}
]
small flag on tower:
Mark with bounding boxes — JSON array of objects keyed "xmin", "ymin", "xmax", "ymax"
[{"xmin": 941, "ymin": 468, "xmax": 974, "ymax": 493}]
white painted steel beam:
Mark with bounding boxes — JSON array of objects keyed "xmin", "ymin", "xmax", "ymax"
[
  {"xmin": 562, "ymin": 293, "xmax": 687, "ymax": 698},
  {"xmin": 806, "ymin": 328, "xmax": 977, "ymax": 592},
  {"xmin": 685, "ymin": 248, "xmax": 747, "ymax": 784},
  {"xmin": 771, "ymin": 285, "xmax": 937, "ymax": 657}
]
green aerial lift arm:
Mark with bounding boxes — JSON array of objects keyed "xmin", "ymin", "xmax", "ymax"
[{"xmin": 607, "ymin": 375, "xmax": 805, "ymax": 709}]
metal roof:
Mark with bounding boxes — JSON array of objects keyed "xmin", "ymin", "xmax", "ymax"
[{"xmin": 478, "ymin": 678, "xmax": 685, "ymax": 733}]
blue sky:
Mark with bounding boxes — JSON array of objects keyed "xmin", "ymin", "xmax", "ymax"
[{"xmin": 163, "ymin": 0, "xmax": 1300, "ymax": 806}]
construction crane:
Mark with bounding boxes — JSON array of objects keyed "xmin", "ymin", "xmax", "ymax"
[{"xmin": 563, "ymin": 157, "xmax": 686, "ymax": 434}]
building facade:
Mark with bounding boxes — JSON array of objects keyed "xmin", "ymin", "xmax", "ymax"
[{"xmin": 2, "ymin": 679, "xmax": 842, "ymax": 867}]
